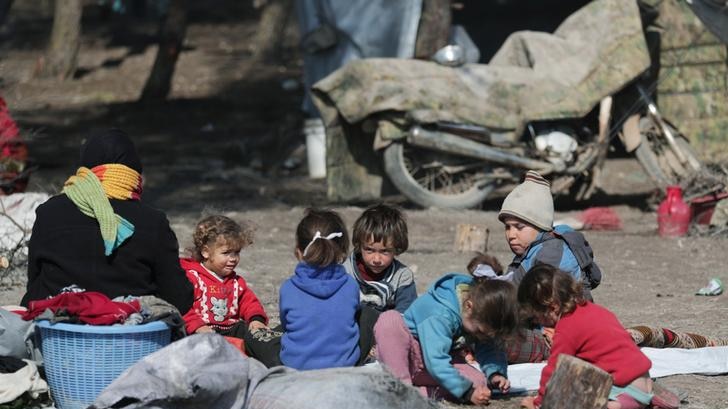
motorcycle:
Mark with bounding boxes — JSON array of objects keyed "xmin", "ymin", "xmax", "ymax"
[{"xmin": 311, "ymin": 0, "xmax": 704, "ymax": 209}]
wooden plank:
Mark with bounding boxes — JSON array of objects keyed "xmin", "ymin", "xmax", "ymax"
[
  {"xmin": 540, "ymin": 355, "xmax": 612, "ymax": 409},
  {"xmin": 453, "ymin": 224, "xmax": 489, "ymax": 253}
]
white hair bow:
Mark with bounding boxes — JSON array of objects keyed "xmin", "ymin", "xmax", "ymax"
[
  {"xmin": 472, "ymin": 264, "xmax": 515, "ymax": 282},
  {"xmin": 303, "ymin": 230, "xmax": 343, "ymax": 256}
]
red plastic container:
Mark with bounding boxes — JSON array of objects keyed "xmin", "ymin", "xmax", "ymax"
[
  {"xmin": 657, "ymin": 185, "xmax": 691, "ymax": 237},
  {"xmin": 690, "ymin": 190, "xmax": 728, "ymax": 225}
]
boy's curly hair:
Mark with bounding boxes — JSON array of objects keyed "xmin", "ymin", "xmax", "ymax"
[
  {"xmin": 466, "ymin": 252, "xmax": 503, "ymax": 276},
  {"xmin": 191, "ymin": 215, "xmax": 254, "ymax": 261},
  {"xmin": 352, "ymin": 203, "xmax": 408, "ymax": 255}
]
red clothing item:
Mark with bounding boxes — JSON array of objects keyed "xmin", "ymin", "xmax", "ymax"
[
  {"xmin": 0, "ymin": 96, "xmax": 29, "ymax": 194},
  {"xmin": 534, "ymin": 302, "xmax": 651, "ymax": 407},
  {"xmin": 180, "ymin": 258, "xmax": 267, "ymax": 334},
  {"xmin": 22, "ymin": 291, "xmax": 141, "ymax": 325},
  {"xmin": 0, "ymin": 97, "xmax": 20, "ymax": 142}
]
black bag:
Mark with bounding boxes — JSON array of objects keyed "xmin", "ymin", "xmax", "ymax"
[{"xmin": 550, "ymin": 230, "xmax": 603, "ymax": 289}]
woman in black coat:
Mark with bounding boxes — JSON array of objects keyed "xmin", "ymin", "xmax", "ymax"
[{"xmin": 21, "ymin": 129, "xmax": 193, "ymax": 314}]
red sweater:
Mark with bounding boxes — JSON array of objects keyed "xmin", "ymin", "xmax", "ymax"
[
  {"xmin": 534, "ymin": 302, "xmax": 651, "ymax": 407},
  {"xmin": 180, "ymin": 258, "xmax": 267, "ymax": 334}
]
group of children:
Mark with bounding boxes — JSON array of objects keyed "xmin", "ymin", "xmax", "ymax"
[
  {"xmin": 180, "ymin": 204, "xmax": 416, "ymax": 370},
  {"xmin": 178, "ymin": 171, "xmax": 679, "ymax": 409}
]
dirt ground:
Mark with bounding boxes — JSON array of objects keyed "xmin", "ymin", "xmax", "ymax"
[{"xmin": 1, "ymin": 3, "xmax": 728, "ymax": 409}]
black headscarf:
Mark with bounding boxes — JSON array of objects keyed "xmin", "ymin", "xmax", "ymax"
[{"xmin": 79, "ymin": 129, "xmax": 143, "ymax": 173}]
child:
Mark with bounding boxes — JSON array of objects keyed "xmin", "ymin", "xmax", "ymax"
[
  {"xmin": 374, "ymin": 273, "xmax": 518, "ymax": 405},
  {"xmin": 498, "ymin": 171, "xmax": 602, "ymax": 364},
  {"xmin": 278, "ymin": 208, "xmax": 361, "ymax": 370},
  {"xmin": 467, "ymin": 252, "xmax": 506, "ymax": 279},
  {"xmin": 498, "ymin": 170, "xmax": 601, "ymax": 301},
  {"xmin": 181, "ymin": 215, "xmax": 269, "ymax": 338},
  {"xmin": 343, "ymin": 204, "xmax": 417, "ymax": 362},
  {"xmin": 518, "ymin": 264, "xmax": 678, "ymax": 409},
  {"xmin": 467, "ymin": 252, "xmax": 551, "ymax": 365},
  {"xmin": 343, "ymin": 203, "xmax": 417, "ymax": 313}
]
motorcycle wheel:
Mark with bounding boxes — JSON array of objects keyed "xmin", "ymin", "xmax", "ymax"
[
  {"xmin": 383, "ymin": 141, "xmax": 495, "ymax": 209},
  {"xmin": 634, "ymin": 117, "xmax": 701, "ymax": 190}
]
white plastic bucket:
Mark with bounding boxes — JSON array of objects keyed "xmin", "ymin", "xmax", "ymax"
[{"xmin": 304, "ymin": 118, "xmax": 326, "ymax": 179}]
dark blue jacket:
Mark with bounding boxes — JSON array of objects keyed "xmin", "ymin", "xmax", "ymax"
[{"xmin": 279, "ymin": 262, "xmax": 360, "ymax": 370}]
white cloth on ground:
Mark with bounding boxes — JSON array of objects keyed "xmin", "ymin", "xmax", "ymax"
[{"xmin": 507, "ymin": 346, "xmax": 728, "ymax": 393}]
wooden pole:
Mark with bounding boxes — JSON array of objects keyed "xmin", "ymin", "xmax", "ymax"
[{"xmin": 541, "ymin": 355, "xmax": 613, "ymax": 409}]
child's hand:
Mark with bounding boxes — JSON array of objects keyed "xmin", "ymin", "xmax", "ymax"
[
  {"xmin": 248, "ymin": 320, "xmax": 268, "ymax": 331},
  {"xmin": 195, "ymin": 325, "xmax": 214, "ymax": 334},
  {"xmin": 542, "ymin": 327, "xmax": 555, "ymax": 348},
  {"xmin": 457, "ymin": 347, "xmax": 478, "ymax": 365},
  {"xmin": 469, "ymin": 385, "xmax": 492, "ymax": 405},
  {"xmin": 489, "ymin": 374, "xmax": 510, "ymax": 394},
  {"xmin": 520, "ymin": 396, "xmax": 537, "ymax": 409}
]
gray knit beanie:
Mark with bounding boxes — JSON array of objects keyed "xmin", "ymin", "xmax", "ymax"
[{"xmin": 498, "ymin": 170, "xmax": 553, "ymax": 231}]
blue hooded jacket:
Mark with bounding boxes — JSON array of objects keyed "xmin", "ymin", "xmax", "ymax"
[
  {"xmin": 403, "ymin": 273, "xmax": 507, "ymax": 399},
  {"xmin": 279, "ymin": 262, "xmax": 360, "ymax": 370}
]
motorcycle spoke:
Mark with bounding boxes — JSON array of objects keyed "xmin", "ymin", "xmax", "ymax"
[
  {"xmin": 400, "ymin": 144, "xmax": 494, "ymax": 196},
  {"xmin": 437, "ymin": 171, "xmax": 454, "ymax": 194}
]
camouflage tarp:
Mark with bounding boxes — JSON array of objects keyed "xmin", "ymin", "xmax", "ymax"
[
  {"xmin": 654, "ymin": 0, "xmax": 728, "ymax": 150},
  {"xmin": 312, "ymin": 0, "xmax": 651, "ymax": 136}
]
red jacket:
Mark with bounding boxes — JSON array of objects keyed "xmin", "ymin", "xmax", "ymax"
[
  {"xmin": 534, "ymin": 302, "xmax": 651, "ymax": 407},
  {"xmin": 180, "ymin": 258, "xmax": 267, "ymax": 334}
]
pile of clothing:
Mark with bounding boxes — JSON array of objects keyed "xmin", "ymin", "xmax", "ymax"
[{"xmin": 0, "ymin": 308, "xmax": 49, "ymax": 408}]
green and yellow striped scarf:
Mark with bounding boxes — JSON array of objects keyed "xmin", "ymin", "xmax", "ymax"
[{"xmin": 63, "ymin": 165, "xmax": 141, "ymax": 255}]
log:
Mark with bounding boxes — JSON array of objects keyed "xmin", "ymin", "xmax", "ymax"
[
  {"xmin": 541, "ymin": 355, "xmax": 613, "ymax": 409},
  {"xmin": 453, "ymin": 224, "xmax": 489, "ymax": 253}
]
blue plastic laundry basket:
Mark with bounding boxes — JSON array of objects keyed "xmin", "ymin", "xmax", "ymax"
[{"xmin": 36, "ymin": 320, "xmax": 170, "ymax": 409}]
